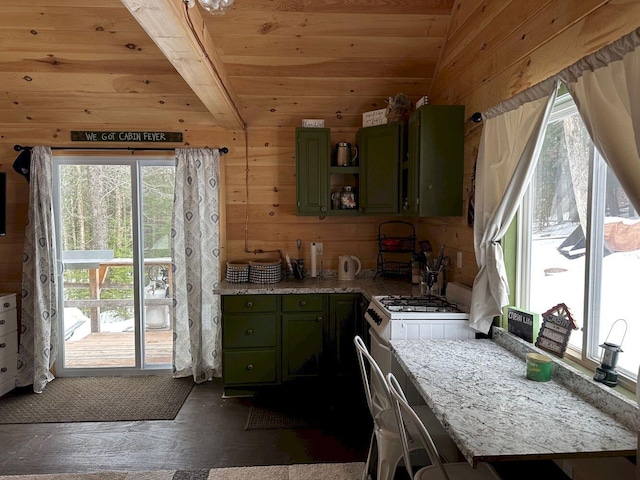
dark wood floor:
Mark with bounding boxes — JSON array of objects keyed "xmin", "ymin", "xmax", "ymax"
[
  {"xmin": 0, "ymin": 377, "xmax": 372, "ymax": 476},
  {"xmin": 0, "ymin": 376, "xmax": 575, "ymax": 479}
]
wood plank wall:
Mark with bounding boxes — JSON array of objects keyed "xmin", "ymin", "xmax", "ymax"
[
  {"xmin": 0, "ymin": 124, "xmax": 402, "ymax": 300},
  {"xmin": 420, "ymin": 0, "xmax": 640, "ymax": 288},
  {"xmin": 2, "ymin": 0, "xmax": 639, "ymax": 301}
]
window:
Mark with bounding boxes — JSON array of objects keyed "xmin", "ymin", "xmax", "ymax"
[{"xmin": 517, "ymin": 92, "xmax": 639, "ymax": 388}]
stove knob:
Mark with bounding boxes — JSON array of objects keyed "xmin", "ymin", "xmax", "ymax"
[{"xmin": 366, "ymin": 308, "xmax": 383, "ymax": 325}]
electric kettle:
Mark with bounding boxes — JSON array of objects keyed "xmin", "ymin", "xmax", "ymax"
[{"xmin": 338, "ymin": 255, "xmax": 362, "ymax": 281}]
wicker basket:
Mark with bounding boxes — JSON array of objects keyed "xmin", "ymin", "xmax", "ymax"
[
  {"xmin": 226, "ymin": 261, "xmax": 250, "ymax": 283},
  {"xmin": 249, "ymin": 260, "xmax": 282, "ymax": 284}
]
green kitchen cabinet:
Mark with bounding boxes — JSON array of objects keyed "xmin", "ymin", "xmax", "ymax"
[
  {"xmin": 281, "ymin": 293, "xmax": 325, "ymax": 381},
  {"xmin": 222, "ymin": 295, "xmax": 280, "ymax": 393},
  {"xmin": 403, "ymin": 105, "xmax": 464, "ymax": 217},
  {"xmin": 357, "ymin": 122, "xmax": 404, "ymax": 214},
  {"xmin": 296, "ymin": 127, "xmax": 330, "ymax": 215},
  {"xmin": 222, "ymin": 293, "xmax": 363, "ymax": 395},
  {"xmin": 328, "ymin": 293, "xmax": 366, "ymax": 378},
  {"xmin": 282, "ymin": 313, "xmax": 324, "ymax": 380}
]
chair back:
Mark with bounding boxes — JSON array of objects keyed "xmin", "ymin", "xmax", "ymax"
[
  {"xmin": 387, "ymin": 372, "xmax": 450, "ymax": 480},
  {"xmin": 353, "ymin": 335, "xmax": 396, "ymax": 421}
]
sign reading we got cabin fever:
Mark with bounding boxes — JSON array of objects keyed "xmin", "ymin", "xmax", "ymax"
[{"xmin": 71, "ymin": 131, "xmax": 183, "ymax": 142}]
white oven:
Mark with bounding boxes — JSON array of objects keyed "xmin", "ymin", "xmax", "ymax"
[{"xmin": 364, "ymin": 282, "xmax": 476, "ymax": 377}]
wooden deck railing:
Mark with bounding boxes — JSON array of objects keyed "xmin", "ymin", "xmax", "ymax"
[{"xmin": 63, "ymin": 257, "xmax": 173, "ymax": 332}]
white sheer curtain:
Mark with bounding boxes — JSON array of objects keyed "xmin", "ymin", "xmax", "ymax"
[
  {"xmin": 469, "ymin": 81, "xmax": 559, "ymax": 334},
  {"xmin": 15, "ymin": 146, "xmax": 58, "ymax": 393},
  {"xmin": 470, "ymin": 27, "xmax": 640, "ymax": 335},
  {"xmin": 560, "ymin": 28, "xmax": 640, "ymax": 214},
  {"xmin": 171, "ymin": 148, "xmax": 222, "ymax": 382}
]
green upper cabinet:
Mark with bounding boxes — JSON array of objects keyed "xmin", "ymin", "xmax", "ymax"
[
  {"xmin": 357, "ymin": 122, "xmax": 403, "ymax": 215},
  {"xmin": 296, "ymin": 127, "xmax": 330, "ymax": 215},
  {"xmin": 405, "ymin": 105, "xmax": 464, "ymax": 217}
]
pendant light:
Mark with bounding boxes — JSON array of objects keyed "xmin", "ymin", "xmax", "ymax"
[{"xmin": 186, "ymin": 0, "xmax": 235, "ymax": 15}]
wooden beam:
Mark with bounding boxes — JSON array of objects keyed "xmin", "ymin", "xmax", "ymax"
[{"xmin": 120, "ymin": 0, "xmax": 246, "ymax": 130}]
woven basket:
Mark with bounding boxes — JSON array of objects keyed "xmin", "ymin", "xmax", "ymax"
[
  {"xmin": 226, "ymin": 261, "xmax": 250, "ymax": 283},
  {"xmin": 249, "ymin": 260, "xmax": 282, "ymax": 284}
]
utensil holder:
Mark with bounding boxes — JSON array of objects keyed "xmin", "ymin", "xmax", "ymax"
[{"xmin": 292, "ymin": 259, "xmax": 304, "ymax": 279}]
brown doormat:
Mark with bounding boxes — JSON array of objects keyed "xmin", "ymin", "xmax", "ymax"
[
  {"xmin": 245, "ymin": 403, "xmax": 312, "ymax": 430},
  {"xmin": 0, "ymin": 375, "xmax": 194, "ymax": 424}
]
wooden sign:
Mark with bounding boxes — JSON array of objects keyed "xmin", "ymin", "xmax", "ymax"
[
  {"xmin": 535, "ymin": 303, "xmax": 578, "ymax": 358},
  {"xmin": 362, "ymin": 108, "xmax": 387, "ymax": 127},
  {"xmin": 71, "ymin": 131, "xmax": 183, "ymax": 142},
  {"xmin": 505, "ymin": 306, "xmax": 539, "ymax": 343}
]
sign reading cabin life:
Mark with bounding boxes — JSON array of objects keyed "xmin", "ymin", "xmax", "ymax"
[
  {"xmin": 505, "ymin": 306, "xmax": 540, "ymax": 343},
  {"xmin": 535, "ymin": 303, "xmax": 578, "ymax": 358},
  {"xmin": 71, "ymin": 131, "xmax": 183, "ymax": 143}
]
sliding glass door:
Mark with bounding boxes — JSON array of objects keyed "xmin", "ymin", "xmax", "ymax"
[{"xmin": 53, "ymin": 156, "xmax": 175, "ymax": 375}]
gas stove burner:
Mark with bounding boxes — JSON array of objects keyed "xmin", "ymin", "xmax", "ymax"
[{"xmin": 377, "ymin": 295, "xmax": 462, "ymax": 313}]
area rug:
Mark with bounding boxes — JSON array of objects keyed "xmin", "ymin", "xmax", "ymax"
[
  {"xmin": 0, "ymin": 463, "xmax": 365, "ymax": 480},
  {"xmin": 0, "ymin": 375, "xmax": 194, "ymax": 424}
]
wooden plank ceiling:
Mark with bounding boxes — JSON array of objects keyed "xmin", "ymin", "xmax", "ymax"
[{"xmin": 0, "ymin": 0, "xmax": 454, "ymax": 130}]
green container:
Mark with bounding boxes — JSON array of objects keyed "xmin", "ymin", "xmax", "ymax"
[{"xmin": 526, "ymin": 353, "xmax": 552, "ymax": 382}]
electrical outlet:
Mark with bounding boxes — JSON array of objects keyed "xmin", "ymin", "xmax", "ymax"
[
  {"xmin": 315, "ymin": 243, "xmax": 323, "ymax": 255},
  {"xmin": 456, "ymin": 251, "xmax": 463, "ymax": 268}
]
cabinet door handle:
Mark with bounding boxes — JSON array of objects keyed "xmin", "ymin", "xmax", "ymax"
[
  {"xmin": 0, "ymin": 367, "xmax": 7, "ymax": 373},
  {"xmin": 245, "ymin": 329, "xmax": 253, "ymax": 335},
  {"xmin": 316, "ymin": 316, "xmax": 322, "ymax": 322},
  {"xmin": 246, "ymin": 364, "xmax": 254, "ymax": 370},
  {"xmin": 3, "ymin": 303, "xmax": 9, "ymax": 308},
  {"xmin": 0, "ymin": 320, "xmax": 4, "ymax": 325},
  {"xmin": 0, "ymin": 343, "xmax": 5, "ymax": 348},
  {"xmin": 245, "ymin": 301, "xmax": 253, "ymax": 307},
  {"xmin": 299, "ymin": 300, "xmax": 306, "ymax": 306},
  {"xmin": 320, "ymin": 206, "xmax": 326, "ymax": 212}
]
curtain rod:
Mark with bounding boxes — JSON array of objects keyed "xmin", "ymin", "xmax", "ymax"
[{"xmin": 13, "ymin": 144, "xmax": 229, "ymax": 154}]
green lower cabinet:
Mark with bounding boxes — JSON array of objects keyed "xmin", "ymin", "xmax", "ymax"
[
  {"xmin": 222, "ymin": 293, "xmax": 364, "ymax": 394},
  {"xmin": 329, "ymin": 294, "xmax": 365, "ymax": 378},
  {"xmin": 281, "ymin": 313, "xmax": 324, "ymax": 381}
]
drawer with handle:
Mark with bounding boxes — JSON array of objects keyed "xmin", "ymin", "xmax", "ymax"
[
  {"xmin": 0, "ymin": 294, "xmax": 17, "ymax": 315},
  {"xmin": 0, "ymin": 353, "xmax": 17, "ymax": 384},
  {"xmin": 282, "ymin": 294, "xmax": 324, "ymax": 312},
  {"xmin": 222, "ymin": 295, "xmax": 277, "ymax": 314},
  {"xmin": 0, "ymin": 331, "xmax": 18, "ymax": 358},
  {"xmin": 223, "ymin": 315, "xmax": 277, "ymax": 349},
  {"xmin": 223, "ymin": 349, "xmax": 277, "ymax": 385},
  {"xmin": 0, "ymin": 308, "xmax": 17, "ymax": 338}
]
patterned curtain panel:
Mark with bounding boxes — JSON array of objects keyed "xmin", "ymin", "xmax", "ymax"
[
  {"xmin": 16, "ymin": 146, "xmax": 58, "ymax": 393},
  {"xmin": 171, "ymin": 148, "xmax": 222, "ymax": 382}
]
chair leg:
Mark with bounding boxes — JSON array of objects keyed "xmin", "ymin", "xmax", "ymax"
[
  {"xmin": 363, "ymin": 432, "xmax": 376, "ymax": 480},
  {"xmin": 375, "ymin": 431, "xmax": 404, "ymax": 480}
]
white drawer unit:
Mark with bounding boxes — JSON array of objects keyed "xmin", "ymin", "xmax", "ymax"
[{"xmin": 0, "ymin": 293, "xmax": 18, "ymax": 397}]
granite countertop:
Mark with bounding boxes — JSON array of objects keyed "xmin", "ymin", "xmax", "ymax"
[
  {"xmin": 391, "ymin": 335, "xmax": 638, "ymax": 466},
  {"xmin": 215, "ymin": 274, "xmax": 423, "ymax": 301}
]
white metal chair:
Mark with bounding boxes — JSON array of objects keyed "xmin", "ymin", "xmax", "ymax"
[
  {"xmin": 386, "ymin": 372, "xmax": 502, "ymax": 480},
  {"xmin": 355, "ymin": 335, "xmax": 448, "ymax": 480}
]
